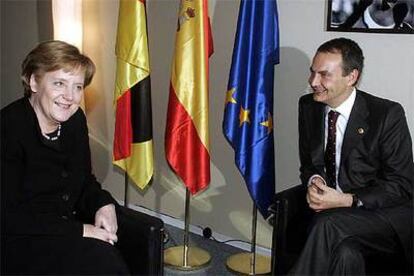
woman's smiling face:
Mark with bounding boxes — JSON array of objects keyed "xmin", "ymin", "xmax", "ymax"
[{"xmin": 29, "ymin": 68, "xmax": 85, "ymax": 129}]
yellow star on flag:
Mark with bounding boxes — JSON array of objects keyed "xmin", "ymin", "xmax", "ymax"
[
  {"xmin": 225, "ymin": 88, "xmax": 237, "ymax": 105},
  {"xmin": 239, "ymin": 107, "xmax": 250, "ymax": 126},
  {"xmin": 260, "ymin": 112, "xmax": 273, "ymax": 134}
]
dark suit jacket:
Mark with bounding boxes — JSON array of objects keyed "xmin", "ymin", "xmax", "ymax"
[
  {"xmin": 298, "ymin": 90, "xmax": 414, "ymax": 263},
  {"xmin": 1, "ymin": 97, "xmax": 116, "ymax": 238}
]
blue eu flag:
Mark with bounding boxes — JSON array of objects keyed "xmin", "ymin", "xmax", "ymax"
[{"xmin": 223, "ymin": 0, "xmax": 279, "ymax": 219}]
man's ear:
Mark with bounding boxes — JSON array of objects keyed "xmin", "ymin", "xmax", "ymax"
[
  {"xmin": 347, "ymin": 69, "xmax": 359, "ymax": 86},
  {"xmin": 29, "ymin": 74, "xmax": 38, "ymax": 93}
]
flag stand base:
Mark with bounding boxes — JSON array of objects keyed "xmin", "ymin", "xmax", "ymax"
[
  {"xmin": 164, "ymin": 245, "xmax": 211, "ymax": 271},
  {"xmin": 226, "ymin": 204, "xmax": 271, "ymax": 275},
  {"xmin": 226, "ymin": 252, "xmax": 271, "ymax": 275},
  {"xmin": 164, "ymin": 189, "xmax": 211, "ymax": 271}
]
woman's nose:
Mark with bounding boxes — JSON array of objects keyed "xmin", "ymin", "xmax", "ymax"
[{"xmin": 63, "ymin": 87, "xmax": 74, "ymax": 100}]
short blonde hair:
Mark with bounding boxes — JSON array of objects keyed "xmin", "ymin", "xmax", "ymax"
[{"xmin": 21, "ymin": 40, "xmax": 96, "ymax": 97}]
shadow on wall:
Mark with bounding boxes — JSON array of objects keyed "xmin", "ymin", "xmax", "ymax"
[
  {"xmin": 83, "ymin": 0, "xmax": 120, "ymax": 196},
  {"xmin": 145, "ymin": 0, "xmax": 181, "ymax": 216},
  {"xmin": 87, "ymin": 0, "xmax": 312, "ymax": 247},
  {"xmin": 274, "ymin": 47, "xmax": 310, "ymax": 192},
  {"xmin": 203, "ymin": 0, "xmax": 267, "ymax": 242},
  {"xmin": 89, "ymin": 132, "xmax": 111, "ymax": 186}
]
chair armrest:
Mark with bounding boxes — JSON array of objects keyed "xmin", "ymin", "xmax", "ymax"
[
  {"xmin": 270, "ymin": 185, "xmax": 309, "ymax": 275},
  {"xmin": 274, "ymin": 185, "xmax": 307, "ymax": 221},
  {"xmin": 116, "ymin": 206, "xmax": 164, "ymax": 275}
]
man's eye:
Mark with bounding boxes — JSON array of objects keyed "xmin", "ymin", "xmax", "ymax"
[
  {"xmin": 54, "ymin": 81, "xmax": 64, "ymax": 87},
  {"xmin": 76, "ymin": 85, "xmax": 84, "ymax": 91}
]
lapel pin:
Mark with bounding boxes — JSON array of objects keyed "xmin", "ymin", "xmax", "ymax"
[{"xmin": 357, "ymin": 128, "xmax": 364, "ymax": 135}]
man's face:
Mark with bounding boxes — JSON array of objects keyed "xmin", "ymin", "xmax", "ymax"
[{"xmin": 308, "ymin": 51, "xmax": 356, "ymax": 108}]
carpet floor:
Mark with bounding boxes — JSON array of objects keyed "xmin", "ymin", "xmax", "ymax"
[{"xmin": 163, "ymin": 224, "xmax": 249, "ymax": 275}]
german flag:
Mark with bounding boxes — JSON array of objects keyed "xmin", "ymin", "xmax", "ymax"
[
  {"xmin": 113, "ymin": 0, "xmax": 153, "ymax": 189},
  {"xmin": 165, "ymin": 0, "xmax": 213, "ymax": 194}
]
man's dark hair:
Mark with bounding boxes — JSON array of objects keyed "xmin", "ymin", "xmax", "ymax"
[{"xmin": 317, "ymin": 37, "xmax": 364, "ymax": 84}]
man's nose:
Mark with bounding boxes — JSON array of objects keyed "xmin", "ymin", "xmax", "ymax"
[{"xmin": 309, "ymin": 73, "xmax": 320, "ymax": 87}]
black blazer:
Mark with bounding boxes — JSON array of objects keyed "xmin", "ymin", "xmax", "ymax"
[
  {"xmin": 1, "ymin": 97, "xmax": 116, "ymax": 238},
  {"xmin": 298, "ymin": 90, "xmax": 414, "ymax": 262}
]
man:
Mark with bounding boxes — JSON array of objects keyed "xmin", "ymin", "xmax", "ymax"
[{"xmin": 291, "ymin": 37, "xmax": 413, "ymax": 275}]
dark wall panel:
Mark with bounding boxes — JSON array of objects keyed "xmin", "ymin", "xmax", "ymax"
[{"xmin": 1, "ymin": 0, "xmax": 52, "ymax": 108}]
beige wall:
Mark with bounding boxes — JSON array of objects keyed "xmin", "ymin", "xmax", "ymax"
[
  {"xmin": 82, "ymin": 0, "xmax": 414, "ymax": 248},
  {"xmin": 2, "ymin": 0, "xmax": 412, "ymax": 249}
]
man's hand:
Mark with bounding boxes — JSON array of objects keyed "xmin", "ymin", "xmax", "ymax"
[
  {"xmin": 307, "ymin": 179, "xmax": 353, "ymax": 211},
  {"xmin": 95, "ymin": 204, "xmax": 118, "ymax": 235},
  {"xmin": 83, "ymin": 224, "xmax": 118, "ymax": 245}
]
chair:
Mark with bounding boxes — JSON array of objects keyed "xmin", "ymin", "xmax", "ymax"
[
  {"xmin": 115, "ymin": 206, "xmax": 164, "ymax": 275},
  {"xmin": 269, "ymin": 185, "xmax": 412, "ymax": 276}
]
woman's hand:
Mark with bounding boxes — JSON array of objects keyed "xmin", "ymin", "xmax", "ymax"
[
  {"xmin": 94, "ymin": 204, "xmax": 118, "ymax": 235},
  {"xmin": 83, "ymin": 224, "xmax": 118, "ymax": 245}
]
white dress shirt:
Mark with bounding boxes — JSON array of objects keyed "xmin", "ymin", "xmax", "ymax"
[
  {"xmin": 324, "ymin": 88, "xmax": 356, "ymax": 191},
  {"xmin": 308, "ymin": 89, "xmax": 356, "ymax": 193}
]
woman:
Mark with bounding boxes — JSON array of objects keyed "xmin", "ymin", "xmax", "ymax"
[{"xmin": 1, "ymin": 41, "xmax": 151, "ymax": 275}]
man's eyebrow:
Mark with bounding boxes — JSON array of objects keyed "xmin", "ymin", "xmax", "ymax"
[{"xmin": 309, "ymin": 67, "xmax": 329, "ymax": 75}]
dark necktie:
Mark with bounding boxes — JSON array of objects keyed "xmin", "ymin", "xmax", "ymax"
[{"xmin": 324, "ymin": 110, "xmax": 340, "ymax": 188}]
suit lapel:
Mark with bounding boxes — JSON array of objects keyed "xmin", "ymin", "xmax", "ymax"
[
  {"xmin": 310, "ymin": 102, "xmax": 326, "ymax": 174},
  {"xmin": 340, "ymin": 91, "xmax": 369, "ymax": 168}
]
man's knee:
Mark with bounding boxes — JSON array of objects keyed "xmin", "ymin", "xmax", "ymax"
[
  {"xmin": 308, "ymin": 211, "xmax": 336, "ymax": 234},
  {"xmin": 309, "ymin": 209, "xmax": 356, "ymax": 236},
  {"xmin": 329, "ymin": 238, "xmax": 365, "ymax": 275}
]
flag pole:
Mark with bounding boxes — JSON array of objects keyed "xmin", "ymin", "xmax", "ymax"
[
  {"xmin": 250, "ymin": 204, "xmax": 258, "ymax": 275},
  {"xmin": 226, "ymin": 203, "xmax": 271, "ymax": 275},
  {"xmin": 164, "ymin": 188, "xmax": 211, "ymax": 270},
  {"xmin": 183, "ymin": 188, "xmax": 190, "ymax": 266},
  {"xmin": 123, "ymin": 172, "xmax": 128, "ymax": 207}
]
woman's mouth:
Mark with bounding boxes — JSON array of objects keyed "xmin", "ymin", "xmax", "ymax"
[{"xmin": 55, "ymin": 102, "xmax": 71, "ymax": 109}]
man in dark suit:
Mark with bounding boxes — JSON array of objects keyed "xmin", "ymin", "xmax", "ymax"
[{"xmin": 290, "ymin": 37, "xmax": 413, "ymax": 275}]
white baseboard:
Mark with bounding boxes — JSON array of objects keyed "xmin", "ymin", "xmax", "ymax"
[{"xmin": 119, "ymin": 201, "xmax": 271, "ymax": 257}]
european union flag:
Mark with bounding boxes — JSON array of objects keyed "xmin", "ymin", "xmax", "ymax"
[{"xmin": 223, "ymin": 0, "xmax": 279, "ymax": 219}]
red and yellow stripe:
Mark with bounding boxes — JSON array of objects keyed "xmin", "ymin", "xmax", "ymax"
[
  {"xmin": 165, "ymin": 0, "xmax": 213, "ymax": 194},
  {"xmin": 113, "ymin": 0, "xmax": 153, "ymax": 189}
]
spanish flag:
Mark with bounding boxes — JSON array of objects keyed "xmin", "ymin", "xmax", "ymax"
[
  {"xmin": 113, "ymin": 0, "xmax": 153, "ymax": 189},
  {"xmin": 165, "ymin": 0, "xmax": 213, "ymax": 194}
]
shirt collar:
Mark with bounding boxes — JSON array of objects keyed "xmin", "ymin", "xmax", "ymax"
[{"xmin": 326, "ymin": 88, "xmax": 356, "ymax": 120}]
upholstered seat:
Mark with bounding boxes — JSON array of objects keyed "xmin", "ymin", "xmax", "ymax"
[{"xmin": 270, "ymin": 185, "xmax": 412, "ymax": 275}]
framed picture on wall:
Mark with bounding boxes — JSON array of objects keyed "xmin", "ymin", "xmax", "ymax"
[{"xmin": 327, "ymin": 0, "xmax": 414, "ymax": 34}]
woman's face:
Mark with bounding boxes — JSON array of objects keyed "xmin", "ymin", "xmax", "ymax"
[{"xmin": 30, "ymin": 68, "xmax": 85, "ymax": 128}]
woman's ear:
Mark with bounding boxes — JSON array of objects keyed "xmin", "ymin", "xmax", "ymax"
[{"xmin": 29, "ymin": 74, "xmax": 38, "ymax": 93}]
